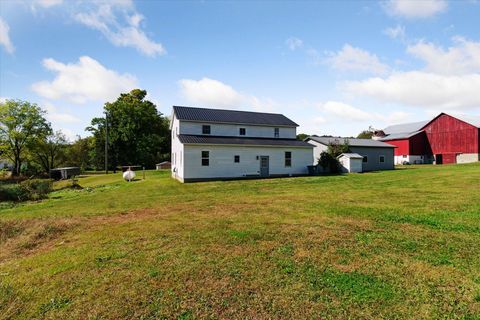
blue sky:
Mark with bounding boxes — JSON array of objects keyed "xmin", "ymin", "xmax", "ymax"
[{"xmin": 1, "ymin": 0, "xmax": 479, "ymax": 140}]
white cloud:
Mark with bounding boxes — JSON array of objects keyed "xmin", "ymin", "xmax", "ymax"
[
  {"xmin": 345, "ymin": 37, "xmax": 480, "ymax": 111},
  {"xmin": 178, "ymin": 77, "xmax": 275, "ymax": 111},
  {"xmin": 325, "ymin": 44, "xmax": 389, "ymax": 75},
  {"xmin": 407, "ymin": 37, "xmax": 480, "ymax": 75},
  {"xmin": 285, "ymin": 37, "xmax": 303, "ymax": 51},
  {"xmin": 59, "ymin": 127, "xmax": 77, "ymax": 142},
  {"xmin": 33, "ymin": 0, "xmax": 63, "ymax": 8},
  {"xmin": 321, "ymin": 101, "xmax": 372, "ymax": 121},
  {"xmin": 346, "ymin": 72, "xmax": 480, "ymax": 110},
  {"xmin": 32, "ymin": 56, "xmax": 138, "ymax": 104},
  {"xmin": 74, "ymin": 1, "xmax": 165, "ymax": 57},
  {"xmin": 320, "ymin": 101, "xmax": 411, "ymax": 124},
  {"xmin": 383, "ymin": 0, "xmax": 447, "ymax": 18},
  {"xmin": 42, "ymin": 102, "xmax": 80, "ymax": 124},
  {"xmin": 0, "ymin": 17, "xmax": 15, "ymax": 54},
  {"xmin": 383, "ymin": 25, "xmax": 406, "ymax": 40}
]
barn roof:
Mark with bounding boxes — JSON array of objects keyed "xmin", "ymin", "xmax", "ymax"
[
  {"xmin": 306, "ymin": 136, "xmax": 396, "ymax": 148},
  {"xmin": 173, "ymin": 106, "xmax": 298, "ymax": 127},
  {"xmin": 383, "ymin": 120, "xmax": 429, "ymax": 135},
  {"xmin": 178, "ymin": 134, "xmax": 312, "ymax": 147},
  {"xmin": 377, "ymin": 130, "xmax": 423, "ymax": 141}
]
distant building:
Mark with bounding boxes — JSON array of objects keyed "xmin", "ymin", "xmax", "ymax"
[
  {"xmin": 0, "ymin": 159, "xmax": 13, "ymax": 170},
  {"xmin": 156, "ymin": 161, "xmax": 171, "ymax": 170},
  {"xmin": 374, "ymin": 113, "xmax": 480, "ymax": 165},
  {"xmin": 305, "ymin": 136, "xmax": 395, "ymax": 172},
  {"xmin": 170, "ymin": 106, "xmax": 313, "ymax": 182}
]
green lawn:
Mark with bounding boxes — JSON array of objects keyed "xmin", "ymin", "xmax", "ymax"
[{"xmin": 1, "ymin": 164, "xmax": 480, "ymax": 319}]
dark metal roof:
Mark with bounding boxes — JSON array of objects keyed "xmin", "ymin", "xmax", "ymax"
[
  {"xmin": 173, "ymin": 106, "xmax": 299, "ymax": 127},
  {"xmin": 306, "ymin": 136, "xmax": 396, "ymax": 148},
  {"xmin": 178, "ymin": 134, "xmax": 313, "ymax": 147}
]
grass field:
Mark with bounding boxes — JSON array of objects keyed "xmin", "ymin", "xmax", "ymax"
[{"xmin": 1, "ymin": 164, "xmax": 480, "ymax": 319}]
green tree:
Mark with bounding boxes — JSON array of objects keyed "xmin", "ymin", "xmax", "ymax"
[
  {"xmin": 0, "ymin": 100, "xmax": 51, "ymax": 176},
  {"xmin": 327, "ymin": 139, "xmax": 350, "ymax": 157},
  {"xmin": 87, "ymin": 89, "xmax": 171, "ymax": 171},
  {"xmin": 32, "ymin": 130, "xmax": 68, "ymax": 174},
  {"xmin": 296, "ymin": 133, "xmax": 309, "ymax": 141},
  {"xmin": 357, "ymin": 130, "xmax": 373, "ymax": 139},
  {"xmin": 65, "ymin": 136, "xmax": 95, "ymax": 171}
]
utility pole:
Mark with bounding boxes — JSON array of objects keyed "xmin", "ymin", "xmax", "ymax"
[{"xmin": 105, "ymin": 111, "xmax": 108, "ymax": 175}]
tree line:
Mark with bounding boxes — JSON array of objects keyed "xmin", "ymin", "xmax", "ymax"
[{"xmin": 0, "ymin": 89, "xmax": 171, "ymax": 177}]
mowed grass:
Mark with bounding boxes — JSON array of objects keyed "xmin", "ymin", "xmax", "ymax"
[{"xmin": 1, "ymin": 164, "xmax": 480, "ymax": 319}]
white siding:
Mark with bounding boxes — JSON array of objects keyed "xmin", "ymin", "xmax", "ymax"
[
  {"xmin": 307, "ymin": 140, "xmax": 328, "ymax": 165},
  {"xmin": 339, "ymin": 157, "xmax": 362, "ymax": 173},
  {"xmin": 394, "ymin": 155, "xmax": 424, "ymax": 165},
  {"xmin": 170, "ymin": 115, "xmax": 185, "ymax": 180},
  {"xmin": 182, "ymin": 145, "xmax": 313, "ymax": 180},
  {"xmin": 180, "ymin": 121, "xmax": 296, "ymax": 139}
]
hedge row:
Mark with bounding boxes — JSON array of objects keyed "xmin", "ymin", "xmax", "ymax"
[{"xmin": 0, "ymin": 179, "xmax": 53, "ymax": 202}]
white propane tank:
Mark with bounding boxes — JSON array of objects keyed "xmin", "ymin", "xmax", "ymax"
[{"xmin": 123, "ymin": 168, "xmax": 136, "ymax": 182}]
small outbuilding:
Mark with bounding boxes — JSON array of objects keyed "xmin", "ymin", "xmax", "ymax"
[
  {"xmin": 50, "ymin": 167, "xmax": 80, "ymax": 180},
  {"xmin": 337, "ymin": 153, "xmax": 363, "ymax": 173},
  {"xmin": 305, "ymin": 136, "xmax": 396, "ymax": 172},
  {"xmin": 156, "ymin": 161, "xmax": 171, "ymax": 170}
]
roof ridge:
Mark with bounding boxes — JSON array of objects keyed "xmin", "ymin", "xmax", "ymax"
[{"xmin": 173, "ymin": 105, "xmax": 284, "ymax": 116}]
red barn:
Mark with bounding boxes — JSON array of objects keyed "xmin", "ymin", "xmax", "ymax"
[
  {"xmin": 374, "ymin": 113, "xmax": 480, "ymax": 165},
  {"xmin": 423, "ymin": 113, "xmax": 480, "ymax": 164}
]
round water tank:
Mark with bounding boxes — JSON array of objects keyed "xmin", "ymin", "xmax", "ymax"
[{"xmin": 123, "ymin": 169, "xmax": 136, "ymax": 181}]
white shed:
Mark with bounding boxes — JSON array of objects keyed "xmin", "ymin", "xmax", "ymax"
[{"xmin": 337, "ymin": 153, "xmax": 363, "ymax": 173}]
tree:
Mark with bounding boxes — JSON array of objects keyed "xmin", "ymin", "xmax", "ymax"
[
  {"xmin": 317, "ymin": 139, "xmax": 350, "ymax": 174},
  {"xmin": 87, "ymin": 89, "xmax": 171, "ymax": 171},
  {"xmin": 296, "ymin": 133, "xmax": 309, "ymax": 141},
  {"xmin": 357, "ymin": 130, "xmax": 373, "ymax": 139},
  {"xmin": 65, "ymin": 136, "xmax": 95, "ymax": 170},
  {"xmin": 32, "ymin": 130, "xmax": 68, "ymax": 174},
  {"xmin": 0, "ymin": 100, "xmax": 51, "ymax": 176},
  {"xmin": 327, "ymin": 138, "xmax": 350, "ymax": 158}
]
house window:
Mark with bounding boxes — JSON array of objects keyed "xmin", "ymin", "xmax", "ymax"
[
  {"xmin": 363, "ymin": 156, "xmax": 368, "ymax": 163},
  {"xmin": 239, "ymin": 128, "xmax": 246, "ymax": 136},
  {"xmin": 201, "ymin": 151, "xmax": 209, "ymax": 166},
  {"xmin": 403, "ymin": 155, "xmax": 407, "ymax": 158},
  {"xmin": 285, "ymin": 151, "xmax": 292, "ymax": 167},
  {"xmin": 202, "ymin": 125, "xmax": 211, "ymax": 134},
  {"xmin": 274, "ymin": 128, "xmax": 279, "ymax": 138},
  {"xmin": 234, "ymin": 155, "xmax": 240, "ymax": 163},
  {"xmin": 379, "ymin": 155, "xmax": 385, "ymax": 163}
]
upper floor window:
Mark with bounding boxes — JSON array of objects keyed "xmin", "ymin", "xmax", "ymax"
[
  {"xmin": 234, "ymin": 155, "xmax": 240, "ymax": 163},
  {"xmin": 274, "ymin": 128, "xmax": 280, "ymax": 138},
  {"xmin": 202, "ymin": 125, "xmax": 211, "ymax": 135},
  {"xmin": 239, "ymin": 128, "xmax": 246, "ymax": 136},
  {"xmin": 363, "ymin": 156, "xmax": 368, "ymax": 163},
  {"xmin": 285, "ymin": 151, "xmax": 292, "ymax": 167},
  {"xmin": 201, "ymin": 151, "xmax": 209, "ymax": 166},
  {"xmin": 379, "ymin": 155, "xmax": 385, "ymax": 163}
]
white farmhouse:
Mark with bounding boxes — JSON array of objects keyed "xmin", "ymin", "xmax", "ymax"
[{"xmin": 170, "ymin": 106, "xmax": 313, "ymax": 182}]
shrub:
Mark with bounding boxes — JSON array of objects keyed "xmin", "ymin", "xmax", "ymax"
[
  {"xmin": 0, "ymin": 184, "xmax": 29, "ymax": 201},
  {"xmin": 19, "ymin": 179, "xmax": 53, "ymax": 200},
  {"xmin": 0, "ymin": 179, "xmax": 52, "ymax": 202},
  {"xmin": 318, "ymin": 151, "xmax": 341, "ymax": 174}
]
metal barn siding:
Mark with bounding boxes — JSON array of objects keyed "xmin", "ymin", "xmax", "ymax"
[{"xmin": 423, "ymin": 114, "xmax": 479, "ymax": 164}]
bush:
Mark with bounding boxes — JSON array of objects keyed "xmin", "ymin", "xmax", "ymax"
[
  {"xmin": 0, "ymin": 184, "xmax": 29, "ymax": 201},
  {"xmin": 318, "ymin": 151, "xmax": 341, "ymax": 173},
  {"xmin": 20, "ymin": 179, "xmax": 53, "ymax": 200},
  {"xmin": 0, "ymin": 179, "xmax": 52, "ymax": 202}
]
